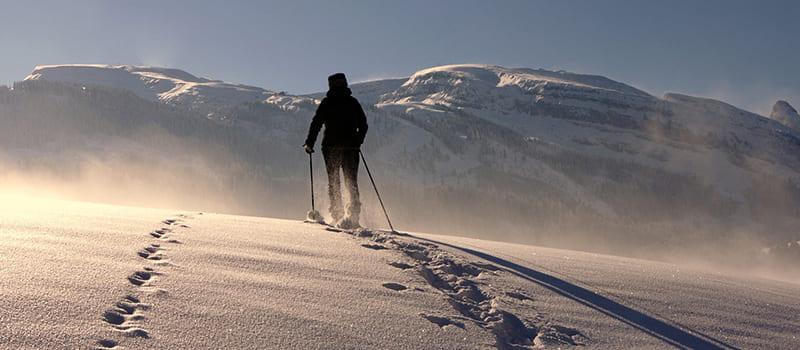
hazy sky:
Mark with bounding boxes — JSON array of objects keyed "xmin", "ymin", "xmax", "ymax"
[{"xmin": 0, "ymin": 0, "xmax": 797, "ymax": 114}]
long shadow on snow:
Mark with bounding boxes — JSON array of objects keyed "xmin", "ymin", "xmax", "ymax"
[{"xmin": 406, "ymin": 234, "xmax": 739, "ymax": 350}]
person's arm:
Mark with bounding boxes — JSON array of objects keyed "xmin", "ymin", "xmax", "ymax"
[
  {"xmin": 304, "ymin": 99, "xmax": 327, "ymax": 150},
  {"xmin": 355, "ymin": 100, "xmax": 368, "ymax": 146}
]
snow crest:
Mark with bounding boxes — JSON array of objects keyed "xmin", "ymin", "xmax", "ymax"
[{"xmin": 25, "ymin": 64, "xmax": 278, "ymax": 116}]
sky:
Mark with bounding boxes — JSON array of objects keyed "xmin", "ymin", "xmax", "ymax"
[{"xmin": 0, "ymin": 0, "xmax": 797, "ymax": 115}]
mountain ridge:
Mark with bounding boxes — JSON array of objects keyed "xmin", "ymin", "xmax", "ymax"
[
  {"xmin": 26, "ymin": 62, "xmax": 767, "ymax": 116},
  {"xmin": 8, "ymin": 62, "xmax": 800, "ymax": 268},
  {"xmin": 24, "ymin": 64, "xmax": 278, "ymax": 117}
]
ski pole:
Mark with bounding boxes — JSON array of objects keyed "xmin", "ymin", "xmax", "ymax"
[
  {"xmin": 359, "ymin": 150, "xmax": 396, "ymax": 233},
  {"xmin": 309, "ymin": 152, "xmax": 316, "ymax": 212}
]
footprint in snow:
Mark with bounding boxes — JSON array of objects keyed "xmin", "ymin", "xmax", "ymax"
[
  {"xmin": 420, "ymin": 314, "xmax": 465, "ymax": 330},
  {"xmin": 101, "ymin": 295, "xmax": 152, "ymax": 339},
  {"xmin": 127, "ymin": 270, "xmax": 156, "ymax": 286},
  {"xmin": 102, "ymin": 309, "xmax": 130, "ymax": 326},
  {"xmin": 361, "ymin": 243, "xmax": 387, "ymax": 250},
  {"xmin": 388, "ymin": 261, "xmax": 414, "ymax": 270},
  {"xmin": 124, "ymin": 294, "xmax": 141, "ymax": 303},
  {"xmin": 382, "ymin": 282, "xmax": 408, "ymax": 291},
  {"xmin": 149, "ymin": 228, "xmax": 171, "ymax": 238},
  {"xmin": 94, "ymin": 339, "xmax": 119, "ymax": 349},
  {"xmin": 137, "ymin": 244, "xmax": 164, "ymax": 260},
  {"xmin": 118, "ymin": 327, "xmax": 150, "ymax": 338},
  {"xmin": 150, "ymin": 228, "xmax": 181, "ymax": 243}
]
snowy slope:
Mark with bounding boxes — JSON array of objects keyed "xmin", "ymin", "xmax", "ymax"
[
  {"xmin": 12, "ymin": 63, "xmax": 800, "ymax": 270},
  {"xmin": 364, "ymin": 64, "xmax": 800, "ymax": 226},
  {"xmin": 1, "ymin": 196, "xmax": 798, "ymax": 349}
]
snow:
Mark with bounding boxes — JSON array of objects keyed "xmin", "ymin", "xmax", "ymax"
[
  {"xmin": 770, "ymin": 100, "xmax": 800, "ymax": 130},
  {"xmin": 384, "ymin": 64, "xmax": 655, "ymax": 116},
  {"xmin": 0, "ymin": 196, "xmax": 493, "ymax": 349},
  {"xmin": 405, "ymin": 64, "xmax": 650, "ymax": 97},
  {"xmin": 2, "ymin": 195, "xmax": 798, "ymax": 349},
  {"xmin": 367, "ymin": 64, "xmax": 800, "ymax": 215},
  {"xmin": 417, "ymin": 233, "xmax": 800, "ymax": 349},
  {"xmin": 24, "ymin": 64, "xmax": 278, "ymax": 115},
  {"xmin": 14, "ymin": 62, "xmax": 800, "ymax": 277}
]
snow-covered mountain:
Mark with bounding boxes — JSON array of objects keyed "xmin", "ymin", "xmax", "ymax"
[
  {"xmin": 378, "ymin": 64, "xmax": 654, "ymax": 115},
  {"xmin": 770, "ymin": 100, "xmax": 800, "ymax": 131},
  {"xmin": 25, "ymin": 64, "xmax": 294, "ymax": 119},
  {"xmin": 9, "ymin": 63, "xmax": 800, "ymax": 266},
  {"xmin": 354, "ymin": 64, "xmax": 800, "ymax": 228}
]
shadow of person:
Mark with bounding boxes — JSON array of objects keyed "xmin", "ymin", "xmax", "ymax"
[{"xmin": 406, "ymin": 234, "xmax": 739, "ymax": 350}]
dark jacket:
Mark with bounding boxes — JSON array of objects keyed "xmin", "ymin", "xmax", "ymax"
[{"xmin": 304, "ymin": 87, "xmax": 368, "ymax": 149}]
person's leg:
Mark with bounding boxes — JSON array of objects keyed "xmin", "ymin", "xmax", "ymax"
[
  {"xmin": 322, "ymin": 148, "xmax": 343, "ymax": 222},
  {"xmin": 342, "ymin": 149, "xmax": 361, "ymax": 224}
]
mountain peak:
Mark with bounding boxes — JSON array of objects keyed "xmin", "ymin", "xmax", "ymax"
[
  {"xmin": 770, "ymin": 100, "xmax": 800, "ymax": 130},
  {"xmin": 24, "ymin": 64, "xmax": 276, "ymax": 115},
  {"xmin": 26, "ymin": 64, "xmax": 210, "ymax": 85},
  {"xmin": 404, "ymin": 64, "xmax": 652, "ymax": 97},
  {"xmin": 377, "ymin": 63, "xmax": 656, "ymax": 116}
]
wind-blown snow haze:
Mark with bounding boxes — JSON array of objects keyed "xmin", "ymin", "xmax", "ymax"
[{"xmin": 1, "ymin": 63, "xmax": 798, "ymax": 282}]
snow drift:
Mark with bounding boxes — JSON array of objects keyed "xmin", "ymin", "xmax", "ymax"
[{"xmin": 1, "ymin": 197, "xmax": 797, "ymax": 349}]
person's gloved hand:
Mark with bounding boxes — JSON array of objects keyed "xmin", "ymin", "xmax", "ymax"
[{"xmin": 303, "ymin": 144, "xmax": 314, "ymax": 154}]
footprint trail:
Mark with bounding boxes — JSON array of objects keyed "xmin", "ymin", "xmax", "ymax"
[
  {"xmin": 341, "ymin": 228, "xmax": 587, "ymax": 349},
  {"xmin": 93, "ymin": 214, "xmax": 195, "ymax": 348}
]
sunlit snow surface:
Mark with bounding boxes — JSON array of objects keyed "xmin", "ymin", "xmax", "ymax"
[{"xmin": 0, "ymin": 196, "xmax": 798, "ymax": 349}]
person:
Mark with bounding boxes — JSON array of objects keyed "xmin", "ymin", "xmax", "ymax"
[{"xmin": 303, "ymin": 73, "xmax": 368, "ymax": 229}]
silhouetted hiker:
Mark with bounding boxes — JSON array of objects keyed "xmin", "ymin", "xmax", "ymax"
[{"xmin": 304, "ymin": 73, "xmax": 368, "ymax": 229}]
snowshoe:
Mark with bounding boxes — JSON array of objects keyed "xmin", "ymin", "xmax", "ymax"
[
  {"xmin": 306, "ymin": 210, "xmax": 324, "ymax": 223},
  {"xmin": 336, "ymin": 217, "xmax": 360, "ymax": 230}
]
